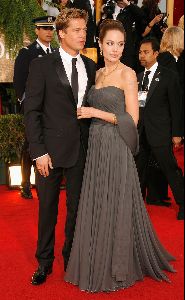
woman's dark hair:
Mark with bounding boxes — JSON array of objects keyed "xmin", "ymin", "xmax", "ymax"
[
  {"xmin": 99, "ymin": 19, "xmax": 126, "ymax": 43},
  {"xmin": 142, "ymin": 0, "xmax": 160, "ymax": 19},
  {"xmin": 140, "ymin": 37, "xmax": 160, "ymax": 52}
]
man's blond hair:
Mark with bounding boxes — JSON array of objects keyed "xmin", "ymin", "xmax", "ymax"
[{"xmin": 56, "ymin": 8, "xmax": 88, "ymax": 35}]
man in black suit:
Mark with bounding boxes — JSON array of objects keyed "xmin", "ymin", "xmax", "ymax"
[
  {"xmin": 24, "ymin": 9, "xmax": 96, "ymax": 285},
  {"xmin": 71, "ymin": 0, "xmax": 96, "ymax": 48},
  {"xmin": 14, "ymin": 16, "xmax": 56, "ymax": 199},
  {"xmin": 136, "ymin": 38, "xmax": 184, "ymax": 220}
]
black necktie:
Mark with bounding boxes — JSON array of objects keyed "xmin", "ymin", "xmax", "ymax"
[
  {"xmin": 46, "ymin": 48, "xmax": 50, "ymax": 55},
  {"xmin": 71, "ymin": 58, "xmax": 78, "ymax": 104},
  {"xmin": 142, "ymin": 71, "xmax": 151, "ymax": 91}
]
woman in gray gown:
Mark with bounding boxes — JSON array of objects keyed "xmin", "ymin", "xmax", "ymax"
[{"xmin": 64, "ymin": 19, "xmax": 176, "ymax": 293}]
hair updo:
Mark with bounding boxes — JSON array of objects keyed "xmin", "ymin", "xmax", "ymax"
[{"xmin": 99, "ymin": 19, "xmax": 126, "ymax": 43}]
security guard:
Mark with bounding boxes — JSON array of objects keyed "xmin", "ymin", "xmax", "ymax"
[{"xmin": 14, "ymin": 16, "xmax": 56, "ymax": 199}]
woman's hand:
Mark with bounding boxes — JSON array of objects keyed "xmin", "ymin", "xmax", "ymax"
[
  {"xmin": 152, "ymin": 14, "xmax": 163, "ymax": 26},
  {"xmin": 77, "ymin": 107, "xmax": 96, "ymax": 119}
]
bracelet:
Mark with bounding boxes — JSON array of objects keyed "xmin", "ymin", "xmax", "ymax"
[
  {"xmin": 113, "ymin": 114, "xmax": 117, "ymax": 125},
  {"xmin": 148, "ymin": 23, "xmax": 153, "ymax": 29}
]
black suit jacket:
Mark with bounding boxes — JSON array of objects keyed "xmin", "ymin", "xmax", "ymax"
[
  {"xmin": 72, "ymin": 0, "xmax": 96, "ymax": 48},
  {"xmin": 137, "ymin": 65, "xmax": 183, "ymax": 147},
  {"xmin": 24, "ymin": 50, "xmax": 96, "ymax": 168},
  {"xmin": 14, "ymin": 41, "xmax": 54, "ymax": 101},
  {"xmin": 116, "ymin": 4, "xmax": 144, "ymax": 57},
  {"xmin": 157, "ymin": 52, "xmax": 177, "ymax": 73}
]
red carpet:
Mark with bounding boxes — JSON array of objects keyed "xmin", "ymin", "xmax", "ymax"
[{"xmin": 0, "ymin": 148, "xmax": 184, "ymax": 300}]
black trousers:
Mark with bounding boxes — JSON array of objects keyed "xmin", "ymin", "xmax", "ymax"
[
  {"xmin": 136, "ymin": 130, "xmax": 184, "ymax": 207},
  {"xmin": 35, "ymin": 145, "xmax": 86, "ymax": 267},
  {"xmin": 147, "ymin": 155, "xmax": 169, "ymax": 201},
  {"xmin": 21, "ymin": 138, "xmax": 33, "ymax": 188}
]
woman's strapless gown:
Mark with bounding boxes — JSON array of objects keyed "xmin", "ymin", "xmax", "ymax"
[{"xmin": 64, "ymin": 86, "xmax": 176, "ymax": 293}]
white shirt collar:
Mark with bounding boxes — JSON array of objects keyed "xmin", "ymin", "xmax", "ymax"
[
  {"xmin": 115, "ymin": 4, "xmax": 121, "ymax": 15},
  {"xmin": 59, "ymin": 47, "xmax": 81, "ymax": 64},
  {"xmin": 36, "ymin": 39, "xmax": 51, "ymax": 53},
  {"xmin": 145, "ymin": 62, "xmax": 159, "ymax": 74}
]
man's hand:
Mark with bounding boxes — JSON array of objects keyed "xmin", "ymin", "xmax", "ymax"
[
  {"xmin": 172, "ymin": 137, "xmax": 182, "ymax": 148},
  {"xmin": 36, "ymin": 154, "xmax": 53, "ymax": 177}
]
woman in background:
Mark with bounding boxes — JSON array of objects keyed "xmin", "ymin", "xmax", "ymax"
[
  {"xmin": 160, "ymin": 26, "xmax": 184, "ymax": 135},
  {"xmin": 159, "ymin": 26, "xmax": 184, "ymax": 69},
  {"xmin": 141, "ymin": 0, "xmax": 167, "ymax": 42}
]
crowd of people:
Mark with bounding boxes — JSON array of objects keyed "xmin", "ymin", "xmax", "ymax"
[{"xmin": 12, "ymin": 0, "xmax": 184, "ymax": 292}]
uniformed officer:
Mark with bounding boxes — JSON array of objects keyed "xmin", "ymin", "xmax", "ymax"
[{"xmin": 14, "ymin": 16, "xmax": 56, "ymax": 199}]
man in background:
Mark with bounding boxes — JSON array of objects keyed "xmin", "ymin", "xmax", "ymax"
[
  {"xmin": 14, "ymin": 16, "xmax": 55, "ymax": 199},
  {"xmin": 71, "ymin": 0, "xmax": 97, "ymax": 49},
  {"xmin": 136, "ymin": 38, "xmax": 184, "ymax": 220}
]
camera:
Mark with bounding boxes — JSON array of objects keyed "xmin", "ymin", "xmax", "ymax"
[
  {"xmin": 103, "ymin": 0, "xmax": 116, "ymax": 17},
  {"xmin": 159, "ymin": 13, "xmax": 169, "ymax": 30}
]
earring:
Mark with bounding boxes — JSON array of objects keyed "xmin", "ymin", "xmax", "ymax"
[{"xmin": 100, "ymin": 49, "xmax": 103, "ymax": 56}]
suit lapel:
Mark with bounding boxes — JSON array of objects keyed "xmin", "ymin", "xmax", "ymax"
[
  {"xmin": 53, "ymin": 50, "xmax": 77, "ymax": 109},
  {"xmin": 146, "ymin": 66, "xmax": 162, "ymax": 104}
]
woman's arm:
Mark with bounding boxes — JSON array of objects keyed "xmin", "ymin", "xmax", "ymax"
[
  {"xmin": 78, "ymin": 69, "xmax": 118, "ymax": 125},
  {"xmin": 142, "ymin": 14, "xmax": 163, "ymax": 37},
  {"xmin": 77, "ymin": 107, "xmax": 117, "ymax": 125},
  {"xmin": 121, "ymin": 68, "xmax": 139, "ymax": 126}
]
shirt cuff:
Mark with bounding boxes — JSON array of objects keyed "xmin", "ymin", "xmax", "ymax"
[{"xmin": 33, "ymin": 153, "xmax": 48, "ymax": 161}]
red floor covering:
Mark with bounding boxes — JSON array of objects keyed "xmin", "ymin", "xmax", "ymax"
[{"xmin": 0, "ymin": 148, "xmax": 184, "ymax": 300}]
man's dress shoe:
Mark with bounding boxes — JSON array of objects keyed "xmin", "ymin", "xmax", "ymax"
[
  {"xmin": 31, "ymin": 265, "xmax": 52, "ymax": 285},
  {"xmin": 177, "ymin": 206, "xmax": 184, "ymax": 220},
  {"xmin": 20, "ymin": 187, "xmax": 33, "ymax": 199},
  {"xmin": 146, "ymin": 199, "xmax": 171, "ymax": 207}
]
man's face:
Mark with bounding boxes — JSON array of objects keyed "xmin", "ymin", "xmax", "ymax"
[
  {"xmin": 116, "ymin": 0, "xmax": 126, "ymax": 8},
  {"xmin": 36, "ymin": 27, "xmax": 54, "ymax": 44},
  {"xmin": 59, "ymin": 18, "xmax": 87, "ymax": 52},
  {"xmin": 139, "ymin": 43, "xmax": 159, "ymax": 69}
]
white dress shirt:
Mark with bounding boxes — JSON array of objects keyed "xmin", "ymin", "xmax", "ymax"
[
  {"xmin": 59, "ymin": 47, "xmax": 88, "ymax": 108},
  {"xmin": 36, "ymin": 39, "xmax": 52, "ymax": 54},
  {"xmin": 89, "ymin": 0, "xmax": 95, "ymax": 16},
  {"xmin": 144, "ymin": 62, "xmax": 159, "ymax": 90},
  {"xmin": 113, "ymin": 5, "xmax": 121, "ymax": 20}
]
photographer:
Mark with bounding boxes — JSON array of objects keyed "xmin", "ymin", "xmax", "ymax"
[
  {"xmin": 141, "ymin": 0, "xmax": 168, "ymax": 43},
  {"xmin": 98, "ymin": 0, "xmax": 144, "ymax": 70}
]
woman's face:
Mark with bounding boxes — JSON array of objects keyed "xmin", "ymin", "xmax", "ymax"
[
  {"xmin": 100, "ymin": 30, "xmax": 125, "ymax": 63},
  {"xmin": 60, "ymin": 0, "xmax": 69, "ymax": 5}
]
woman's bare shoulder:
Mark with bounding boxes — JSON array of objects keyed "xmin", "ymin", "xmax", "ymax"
[
  {"xmin": 119, "ymin": 64, "xmax": 137, "ymax": 90},
  {"xmin": 120, "ymin": 64, "xmax": 137, "ymax": 80}
]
